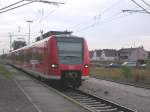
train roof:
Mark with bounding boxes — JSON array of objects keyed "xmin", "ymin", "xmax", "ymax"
[
  {"xmin": 10, "ymin": 34, "xmax": 84, "ymax": 53},
  {"xmin": 36, "ymin": 31, "xmax": 73, "ymax": 41}
]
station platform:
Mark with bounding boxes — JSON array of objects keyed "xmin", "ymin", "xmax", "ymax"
[
  {"xmin": 2, "ymin": 65, "xmax": 88, "ymax": 112},
  {"xmin": 0, "ymin": 75, "xmax": 37, "ymax": 112}
]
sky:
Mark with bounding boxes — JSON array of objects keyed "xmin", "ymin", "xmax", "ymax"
[{"xmin": 0, "ymin": 0, "xmax": 150, "ymax": 54}]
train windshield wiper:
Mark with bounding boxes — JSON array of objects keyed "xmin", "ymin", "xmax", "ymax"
[{"xmin": 62, "ymin": 56, "xmax": 80, "ymax": 58}]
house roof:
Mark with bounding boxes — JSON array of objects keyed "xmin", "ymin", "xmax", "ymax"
[{"xmin": 118, "ymin": 47, "xmax": 144, "ymax": 54}]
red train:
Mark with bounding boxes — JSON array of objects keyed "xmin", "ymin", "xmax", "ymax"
[{"xmin": 8, "ymin": 34, "xmax": 89, "ymax": 88}]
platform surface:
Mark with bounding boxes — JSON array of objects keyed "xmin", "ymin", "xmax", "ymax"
[
  {"xmin": 0, "ymin": 75, "xmax": 37, "ymax": 112},
  {"xmin": 6, "ymin": 66, "xmax": 88, "ymax": 112}
]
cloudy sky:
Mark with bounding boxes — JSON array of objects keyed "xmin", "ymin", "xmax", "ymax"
[{"xmin": 0, "ymin": 0, "xmax": 150, "ymax": 53}]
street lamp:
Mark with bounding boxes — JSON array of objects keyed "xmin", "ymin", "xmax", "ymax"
[
  {"xmin": 8, "ymin": 32, "xmax": 12, "ymax": 52},
  {"xmin": 26, "ymin": 20, "xmax": 33, "ymax": 45}
]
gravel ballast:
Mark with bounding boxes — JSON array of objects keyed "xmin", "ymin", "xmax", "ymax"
[{"xmin": 79, "ymin": 78, "xmax": 150, "ymax": 112}]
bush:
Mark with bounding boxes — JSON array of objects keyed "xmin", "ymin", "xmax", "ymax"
[{"xmin": 122, "ymin": 66, "xmax": 131, "ymax": 79}]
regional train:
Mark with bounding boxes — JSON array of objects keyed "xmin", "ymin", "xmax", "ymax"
[{"xmin": 8, "ymin": 34, "xmax": 89, "ymax": 88}]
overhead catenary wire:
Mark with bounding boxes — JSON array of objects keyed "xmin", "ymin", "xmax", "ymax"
[
  {"xmin": 75, "ymin": 12, "xmax": 134, "ymax": 33},
  {"xmin": 40, "ymin": 6, "xmax": 58, "ymax": 22},
  {"xmin": 141, "ymin": 0, "xmax": 150, "ymax": 8},
  {"xmin": 25, "ymin": 0, "xmax": 65, "ymax": 5},
  {"xmin": 39, "ymin": 7, "xmax": 45, "ymax": 23},
  {"xmin": 131, "ymin": 0, "xmax": 150, "ymax": 15},
  {"xmin": 122, "ymin": 9, "xmax": 147, "ymax": 13},
  {"xmin": 122, "ymin": 0, "xmax": 150, "ymax": 14},
  {"xmin": 100, "ymin": 0, "xmax": 125, "ymax": 14},
  {"xmin": 0, "ymin": 0, "xmax": 24, "ymax": 11},
  {"xmin": 0, "ymin": 1, "xmax": 33, "ymax": 14},
  {"xmin": 0, "ymin": 34, "xmax": 38, "ymax": 38},
  {"xmin": 0, "ymin": 0, "xmax": 65, "ymax": 14},
  {"xmin": 74, "ymin": 0, "xmax": 128, "ymax": 28},
  {"xmin": 75, "ymin": 0, "xmax": 150, "ymax": 33},
  {"xmin": 75, "ymin": 0, "xmax": 134, "ymax": 33}
]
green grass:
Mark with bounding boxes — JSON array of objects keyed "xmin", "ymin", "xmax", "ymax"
[
  {"xmin": 90, "ymin": 67, "xmax": 150, "ymax": 87},
  {"xmin": 0, "ymin": 63, "xmax": 13, "ymax": 79}
]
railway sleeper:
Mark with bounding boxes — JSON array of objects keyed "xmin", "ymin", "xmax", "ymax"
[
  {"xmin": 79, "ymin": 100, "xmax": 102, "ymax": 103},
  {"xmin": 91, "ymin": 105, "xmax": 112, "ymax": 109},
  {"xmin": 84, "ymin": 103, "xmax": 106, "ymax": 106},
  {"xmin": 67, "ymin": 92, "xmax": 86, "ymax": 95},
  {"xmin": 66, "ymin": 95, "xmax": 90, "ymax": 99},
  {"xmin": 78, "ymin": 99, "xmax": 97, "ymax": 102},
  {"xmin": 76, "ymin": 97, "xmax": 97, "ymax": 101},
  {"xmin": 67, "ymin": 93, "xmax": 89, "ymax": 97},
  {"xmin": 72, "ymin": 96, "xmax": 95, "ymax": 100},
  {"xmin": 96, "ymin": 108, "xmax": 118, "ymax": 112},
  {"xmin": 71, "ymin": 96, "xmax": 89, "ymax": 99}
]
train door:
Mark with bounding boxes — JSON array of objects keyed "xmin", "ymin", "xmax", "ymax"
[{"xmin": 43, "ymin": 41, "xmax": 49, "ymax": 76}]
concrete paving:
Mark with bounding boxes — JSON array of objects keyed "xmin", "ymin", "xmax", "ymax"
[
  {"xmin": 7, "ymin": 66, "xmax": 88, "ymax": 112},
  {"xmin": 0, "ymin": 75, "xmax": 37, "ymax": 112},
  {"xmin": 79, "ymin": 77, "xmax": 150, "ymax": 112}
]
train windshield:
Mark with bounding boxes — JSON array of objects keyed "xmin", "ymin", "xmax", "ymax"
[{"xmin": 57, "ymin": 37, "xmax": 83, "ymax": 64}]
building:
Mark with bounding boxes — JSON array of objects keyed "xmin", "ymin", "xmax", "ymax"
[
  {"xmin": 90, "ymin": 50, "xmax": 102, "ymax": 60},
  {"xmin": 148, "ymin": 51, "xmax": 150, "ymax": 59},
  {"xmin": 90, "ymin": 49, "xmax": 118, "ymax": 61},
  {"xmin": 90, "ymin": 47, "xmax": 148, "ymax": 61},
  {"xmin": 118, "ymin": 47, "xmax": 148, "ymax": 61},
  {"xmin": 100, "ymin": 49, "xmax": 118, "ymax": 61}
]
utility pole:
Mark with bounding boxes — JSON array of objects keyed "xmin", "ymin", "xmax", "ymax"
[
  {"xmin": 9, "ymin": 32, "xmax": 12, "ymax": 52},
  {"xmin": 40, "ymin": 30, "xmax": 43, "ymax": 40},
  {"xmin": 3, "ymin": 49, "xmax": 5, "ymax": 54},
  {"xmin": 26, "ymin": 20, "xmax": 33, "ymax": 45}
]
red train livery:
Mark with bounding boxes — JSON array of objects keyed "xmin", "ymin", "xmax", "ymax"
[{"xmin": 8, "ymin": 35, "xmax": 89, "ymax": 88}]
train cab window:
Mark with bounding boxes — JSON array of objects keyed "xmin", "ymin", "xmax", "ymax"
[{"xmin": 56, "ymin": 37, "xmax": 83, "ymax": 64}]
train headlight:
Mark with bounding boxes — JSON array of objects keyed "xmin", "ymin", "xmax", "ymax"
[
  {"xmin": 51, "ymin": 64, "xmax": 58, "ymax": 68},
  {"xmin": 84, "ymin": 64, "xmax": 89, "ymax": 68}
]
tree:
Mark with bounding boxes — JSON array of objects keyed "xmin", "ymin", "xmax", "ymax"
[{"xmin": 12, "ymin": 40, "xmax": 26, "ymax": 50}]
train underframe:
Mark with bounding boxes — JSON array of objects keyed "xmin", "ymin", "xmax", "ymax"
[
  {"xmin": 9, "ymin": 63, "xmax": 82, "ymax": 88},
  {"xmin": 61, "ymin": 70, "xmax": 82, "ymax": 88}
]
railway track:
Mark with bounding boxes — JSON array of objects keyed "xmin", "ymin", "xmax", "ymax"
[
  {"xmin": 9, "ymin": 64, "xmax": 137, "ymax": 112},
  {"xmin": 53, "ymin": 87, "xmax": 137, "ymax": 112}
]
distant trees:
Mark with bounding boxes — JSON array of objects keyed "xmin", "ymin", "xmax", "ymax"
[{"xmin": 12, "ymin": 40, "xmax": 27, "ymax": 50}]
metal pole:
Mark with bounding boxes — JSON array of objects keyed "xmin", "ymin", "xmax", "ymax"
[
  {"xmin": 9, "ymin": 32, "xmax": 12, "ymax": 52},
  {"xmin": 3, "ymin": 49, "xmax": 5, "ymax": 54},
  {"xmin": 26, "ymin": 20, "xmax": 33, "ymax": 45}
]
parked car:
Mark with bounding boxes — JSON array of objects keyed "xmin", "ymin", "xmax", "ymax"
[
  {"xmin": 138, "ymin": 64, "xmax": 146, "ymax": 68},
  {"xmin": 122, "ymin": 61, "xmax": 137, "ymax": 67},
  {"xmin": 107, "ymin": 63, "xmax": 119, "ymax": 68}
]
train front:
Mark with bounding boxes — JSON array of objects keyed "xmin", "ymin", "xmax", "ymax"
[{"xmin": 49, "ymin": 35, "xmax": 89, "ymax": 88}]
